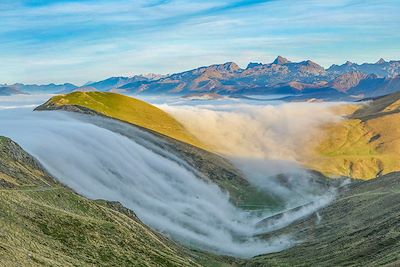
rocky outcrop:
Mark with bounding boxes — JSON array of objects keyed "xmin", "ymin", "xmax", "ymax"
[{"xmin": 328, "ymin": 71, "xmax": 367, "ymax": 92}]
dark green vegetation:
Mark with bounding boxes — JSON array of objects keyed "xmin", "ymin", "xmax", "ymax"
[
  {"xmin": 0, "ymin": 137, "xmax": 230, "ymax": 266},
  {"xmin": 351, "ymin": 91, "xmax": 400, "ymax": 121}
]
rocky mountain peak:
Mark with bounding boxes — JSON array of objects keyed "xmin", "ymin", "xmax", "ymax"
[
  {"xmin": 376, "ymin": 58, "xmax": 386, "ymax": 64},
  {"xmin": 273, "ymin": 56, "xmax": 290, "ymax": 65},
  {"xmin": 329, "ymin": 71, "xmax": 367, "ymax": 92},
  {"xmin": 207, "ymin": 62, "xmax": 241, "ymax": 72}
]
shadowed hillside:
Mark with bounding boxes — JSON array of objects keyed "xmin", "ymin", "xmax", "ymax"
[
  {"xmin": 0, "ymin": 136, "xmax": 231, "ymax": 266},
  {"xmin": 248, "ymin": 171, "xmax": 400, "ymax": 266}
]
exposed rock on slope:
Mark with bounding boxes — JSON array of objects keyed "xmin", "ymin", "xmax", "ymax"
[
  {"xmin": 328, "ymin": 71, "xmax": 367, "ymax": 92},
  {"xmin": 14, "ymin": 83, "xmax": 77, "ymax": 94},
  {"xmin": 79, "ymin": 57, "xmax": 400, "ymax": 98},
  {"xmin": 347, "ymin": 75, "xmax": 400, "ymax": 98},
  {"xmin": 327, "ymin": 59, "xmax": 400, "ymax": 77}
]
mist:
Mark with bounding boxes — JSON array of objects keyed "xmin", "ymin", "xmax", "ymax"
[
  {"xmin": 0, "ymin": 98, "xmax": 343, "ymax": 258},
  {"xmin": 0, "ymin": 107, "xmax": 294, "ymax": 258},
  {"xmin": 162, "ymin": 102, "xmax": 343, "ymax": 205},
  {"xmin": 162, "ymin": 102, "xmax": 341, "ymax": 161}
]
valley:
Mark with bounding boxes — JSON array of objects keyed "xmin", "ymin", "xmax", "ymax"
[{"xmin": 2, "ymin": 1, "xmax": 399, "ymax": 265}]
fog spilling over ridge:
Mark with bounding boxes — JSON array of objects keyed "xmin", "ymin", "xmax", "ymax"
[
  {"xmin": 161, "ymin": 102, "xmax": 344, "ymax": 204},
  {"xmin": 0, "ymin": 97, "xmax": 339, "ymax": 258},
  {"xmin": 162, "ymin": 102, "xmax": 342, "ymax": 161}
]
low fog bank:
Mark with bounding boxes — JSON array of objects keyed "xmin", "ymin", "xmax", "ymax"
[
  {"xmin": 0, "ymin": 98, "xmax": 345, "ymax": 258},
  {"xmin": 162, "ymin": 102, "xmax": 344, "ymax": 211},
  {"xmin": 162, "ymin": 102, "xmax": 341, "ymax": 161},
  {"xmin": 0, "ymin": 94, "xmax": 52, "ymax": 110},
  {"xmin": 0, "ymin": 107, "xmax": 295, "ymax": 258}
]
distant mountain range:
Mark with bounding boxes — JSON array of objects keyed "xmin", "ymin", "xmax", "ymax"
[
  {"xmin": 0, "ymin": 86, "xmax": 26, "ymax": 96},
  {"xmin": 2, "ymin": 57, "xmax": 400, "ymax": 100}
]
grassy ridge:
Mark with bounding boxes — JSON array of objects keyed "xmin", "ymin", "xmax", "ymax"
[
  {"xmin": 37, "ymin": 92, "xmax": 205, "ymax": 149},
  {"xmin": 303, "ymin": 93, "xmax": 400, "ymax": 180}
]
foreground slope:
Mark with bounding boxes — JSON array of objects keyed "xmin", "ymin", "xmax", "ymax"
[
  {"xmin": 304, "ymin": 92, "xmax": 400, "ymax": 179},
  {"xmin": 1, "ymin": 136, "xmax": 400, "ymax": 266},
  {"xmin": 35, "ymin": 92, "xmax": 204, "ymax": 149},
  {"xmin": 0, "ymin": 136, "xmax": 220, "ymax": 266},
  {"xmin": 249, "ymin": 172, "xmax": 400, "ymax": 266}
]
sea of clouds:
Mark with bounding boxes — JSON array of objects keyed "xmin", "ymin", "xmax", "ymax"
[{"xmin": 0, "ymin": 95, "xmax": 344, "ymax": 258}]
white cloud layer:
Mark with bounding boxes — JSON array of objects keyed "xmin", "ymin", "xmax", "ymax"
[{"xmin": 0, "ymin": 98, "xmax": 339, "ymax": 257}]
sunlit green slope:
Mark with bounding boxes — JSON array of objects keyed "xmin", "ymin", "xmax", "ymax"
[
  {"xmin": 36, "ymin": 92, "xmax": 205, "ymax": 149},
  {"xmin": 303, "ymin": 92, "xmax": 400, "ymax": 180}
]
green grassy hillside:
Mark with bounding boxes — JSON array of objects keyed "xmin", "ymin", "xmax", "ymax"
[
  {"xmin": 35, "ymin": 92, "xmax": 205, "ymax": 149},
  {"xmin": 0, "ymin": 136, "xmax": 228, "ymax": 266},
  {"xmin": 248, "ymin": 172, "xmax": 400, "ymax": 267},
  {"xmin": 303, "ymin": 92, "xmax": 400, "ymax": 179}
]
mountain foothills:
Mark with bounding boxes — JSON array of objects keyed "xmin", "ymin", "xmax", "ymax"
[
  {"xmin": 3, "ymin": 57, "xmax": 400, "ymax": 99},
  {"xmin": 303, "ymin": 91, "xmax": 400, "ymax": 180},
  {"xmin": 1, "ymin": 92, "xmax": 400, "ymax": 266}
]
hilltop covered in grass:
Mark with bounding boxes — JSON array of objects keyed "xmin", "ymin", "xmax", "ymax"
[
  {"xmin": 303, "ymin": 92, "xmax": 400, "ymax": 179},
  {"xmin": 35, "ymin": 92, "xmax": 205, "ymax": 149}
]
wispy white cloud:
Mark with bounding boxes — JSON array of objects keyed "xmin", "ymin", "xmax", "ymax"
[{"xmin": 0, "ymin": 0, "xmax": 399, "ymax": 84}]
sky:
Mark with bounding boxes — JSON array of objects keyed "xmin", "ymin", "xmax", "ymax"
[{"xmin": 0, "ymin": 0, "xmax": 399, "ymax": 85}]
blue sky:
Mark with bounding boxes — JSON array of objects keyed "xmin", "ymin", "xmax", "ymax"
[{"xmin": 1, "ymin": 0, "xmax": 399, "ymax": 85}]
